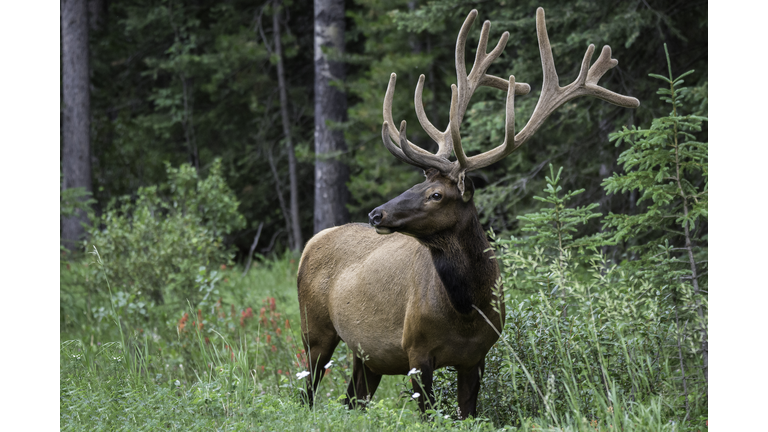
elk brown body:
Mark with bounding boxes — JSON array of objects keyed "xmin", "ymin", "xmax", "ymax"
[{"xmin": 297, "ymin": 7, "xmax": 638, "ymax": 418}]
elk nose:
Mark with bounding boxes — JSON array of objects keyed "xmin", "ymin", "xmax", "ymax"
[{"xmin": 368, "ymin": 208, "xmax": 383, "ymax": 226}]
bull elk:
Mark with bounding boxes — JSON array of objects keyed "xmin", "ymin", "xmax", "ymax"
[{"xmin": 297, "ymin": 7, "xmax": 638, "ymax": 418}]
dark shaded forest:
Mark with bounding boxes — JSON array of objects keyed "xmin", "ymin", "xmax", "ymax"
[{"xmin": 62, "ymin": 0, "xmax": 707, "ymax": 257}]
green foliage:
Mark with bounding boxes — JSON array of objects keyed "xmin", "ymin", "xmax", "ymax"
[
  {"xmin": 89, "ymin": 0, "xmax": 315, "ymax": 253},
  {"xmin": 517, "ymin": 165, "xmax": 606, "ymax": 256},
  {"xmin": 436, "ymin": 53, "xmax": 709, "ymax": 428},
  {"xmin": 431, "ymin": 146, "xmax": 705, "ymax": 428},
  {"xmin": 478, "ymin": 167, "xmax": 683, "ymax": 427},
  {"xmin": 60, "ymin": 186, "xmax": 96, "ymax": 220},
  {"xmin": 602, "ymin": 45, "xmax": 708, "ymax": 419},
  {"xmin": 81, "ymin": 160, "xmax": 245, "ymax": 329},
  {"xmin": 61, "ymin": 253, "xmax": 685, "ymax": 432},
  {"xmin": 83, "ymin": 0, "xmax": 707, "ymax": 253},
  {"xmin": 62, "ymin": 2, "xmax": 708, "ymax": 428},
  {"xmin": 603, "ymin": 48, "xmax": 708, "ymax": 258}
]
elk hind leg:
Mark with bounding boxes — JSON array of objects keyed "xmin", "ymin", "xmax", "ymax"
[
  {"xmin": 456, "ymin": 359, "xmax": 485, "ymax": 419},
  {"xmin": 344, "ymin": 354, "xmax": 383, "ymax": 409}
]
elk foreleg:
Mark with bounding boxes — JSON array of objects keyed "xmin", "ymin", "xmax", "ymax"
[
  {"xmin": 456, "ymin": 359, "xmax": 485, "ymax": 419},
  {"xmin": 303, "ymin": 333, "xmax": 339, "ymax": 407},
  {"xmin": 344, "ymin": 355, "xmax": 383, "ymax": 409},
  {"xmin": 409, "ymin": 357, "xmax": 436, "ymax": 414}
]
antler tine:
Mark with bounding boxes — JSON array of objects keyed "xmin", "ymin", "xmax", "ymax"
[
  {"xmin": 450, "ymin": 11, "xmax": 521, "ymax": 173},
  {"xmin": 512, "ymin": 7, "xmax": 640, "ymax": 150},
  {"xmin": 472, "ymin": 18, "xmax": 531, "ymax": 95},
  {"xmin": 448, "ymin": 84, "xmax": 466, "ymax": 169},
  {"xmin": 383, "ymin": 73, "xmax": 443, "ymax": 162},
  {"xmin": 398, "ymin": 120, "xmax": 454, "ymax": 172},
  {"xmin": 414, "ymin": 74, "xmax": 452, "ymax": 158},
  {"xmin": 381, "ymin": 121, "xmax": 412, "ymax": 165},
  {"xmin": 585, "ymin": 45, "xmax": 640, "ymax": 106},
  {"xmin": 456, "ymin": 11, "xmax": 519, "ymax": 123},
  {"xmin": 453, "ymin": 75, "xmax": 517, "ymax": 172},
  {"xmin": 454, "ymin": 10, "xmax": 478, "ymax": 105}
]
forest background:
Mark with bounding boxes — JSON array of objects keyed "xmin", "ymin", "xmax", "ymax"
[
  {"xmin": 2, "ymin": 0, "xmax": 755, "ymax": 429},
  {"xmin": 62, "ymin": 0, "xmax": 707, "ymax": 254}
]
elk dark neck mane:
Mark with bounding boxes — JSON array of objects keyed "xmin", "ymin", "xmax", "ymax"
[{"xmin": 420, "ymin": 204, "xmax": 498, "ymax": 314}]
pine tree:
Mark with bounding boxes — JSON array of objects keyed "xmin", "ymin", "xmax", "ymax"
[{"xmin": 602, "ymin": 45, "xmax": 708, "ymax": 407}]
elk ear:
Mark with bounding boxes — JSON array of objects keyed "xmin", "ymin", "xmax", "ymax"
[{"xmin": 458, "ymin": 174, "xmax": 474, "ymax": 202}]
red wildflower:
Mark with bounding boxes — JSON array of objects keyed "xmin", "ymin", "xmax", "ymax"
[
  {"xmin": 266, "ymin": 334, "xmax": 272, "ymax": 344},
  {"xmin": 285, "ymin": 319, "xmax": 290, "ymax": 329},
  {"xmin": 277, "ymin": 369, "xmax": 282, "ymax": 374},
  {"xmin": 271, "ymin": 345, "xmax": 277, "ymax": 352},
  {"xmin": 221, "ymin": 264, "xmax": 227, "ymax": 270},
  {"xmin": 276, "ymin": 328, "xmax": 282, "ymax": 337},
  {"xmin": 178, "ymin": 312, "xmax": 189, "ymax": 332},
  {"xmin": 244, "ymin": 307, "xmax": 254, "ymax": 318},
  {"xmin": 269, "ymin": 297, "xmax": 276, "ymax": 311}
]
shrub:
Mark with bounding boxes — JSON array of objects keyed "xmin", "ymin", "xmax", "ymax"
[
  {"xmin": 83, "ymin": 159, "xmax": 245, "ymax": 328},
  {"xmin": 432, "ymin": 50, "xmax": 707, "ymax": 430}
]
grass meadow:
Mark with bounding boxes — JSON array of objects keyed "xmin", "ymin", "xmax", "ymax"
[{"xmin": 60, "ymin": 249, "xmax": 707, "ymax": 431}]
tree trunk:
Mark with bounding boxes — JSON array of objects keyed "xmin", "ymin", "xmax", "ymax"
[
  {"xmin": 274, "ymin": 0, "xmax": 304, "ymax": 251},
  {"xmin": 267, "ymin": 147, "xmax": 295, "ymax": 250},
  {"xmin": 313, "ymin": 0, "xmax": 349, "ymax": 233},
  {"xmin": 61, "ymin": 0, "xmax": 92, "ymax": 250}
]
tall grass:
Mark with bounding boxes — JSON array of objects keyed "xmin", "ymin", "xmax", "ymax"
[{"xmin": 62, "ymin": 248, "xmax": 706, "ymax": 431}]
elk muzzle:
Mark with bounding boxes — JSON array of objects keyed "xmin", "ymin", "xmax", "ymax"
[{"xmin": 368, "ymin": 208, "xmax": 393, "ymax": 234}]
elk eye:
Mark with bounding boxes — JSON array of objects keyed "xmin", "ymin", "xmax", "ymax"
[{"xmin": 431, "ymin": 192, "xmax": 442, "ymax": 201}]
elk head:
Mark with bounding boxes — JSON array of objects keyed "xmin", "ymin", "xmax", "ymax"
[{"xmin": 371, "ymin": 8, "xmax": 639, "ymax": 240}]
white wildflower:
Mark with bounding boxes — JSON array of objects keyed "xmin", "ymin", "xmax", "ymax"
[
  {"xmin": 296, "ymin": 371, "xmax": 310, "ymax": 379},
  {"xmin": 407, "ymin": 368, "xmax": 420, "ymax": 376},
  {"xmin": 324, "ymin": 360, "xmax": 334, "ymax": 369},
  {"xmin": 412, "ymin": 393, "xmax": 420, "ymax": 399}
]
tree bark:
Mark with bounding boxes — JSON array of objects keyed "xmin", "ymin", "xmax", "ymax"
[
  {"xmin": 273, "ymin": 0, "xmax": 304, "ymax": 251},
  {"xmin": 313, "ymin": 0, "xmax": 349, "ymax": 233},
  {"xmin": 61, "ymin": 0, "xmax": 92, "ymax": 250}
]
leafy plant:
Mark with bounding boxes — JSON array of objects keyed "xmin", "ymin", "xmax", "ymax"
[
  {"xmin": 84, "ymin": 159, "xmax": 245, "ymax": 328},
  {"xmin": 61, "ymin": 186, "xmax": 96, "ymax": 220},
  {"xmin": 602, "ymin": 44, "xmax": 708, "ymax": 419},
  {"xmin": 430, "ymin": 155, "xmax": 705, "ymax": 429}
]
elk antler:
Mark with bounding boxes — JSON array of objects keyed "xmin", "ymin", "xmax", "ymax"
[{"xmin": 382, "ymin": 8, "xmax": 639, "ymax": 188}]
